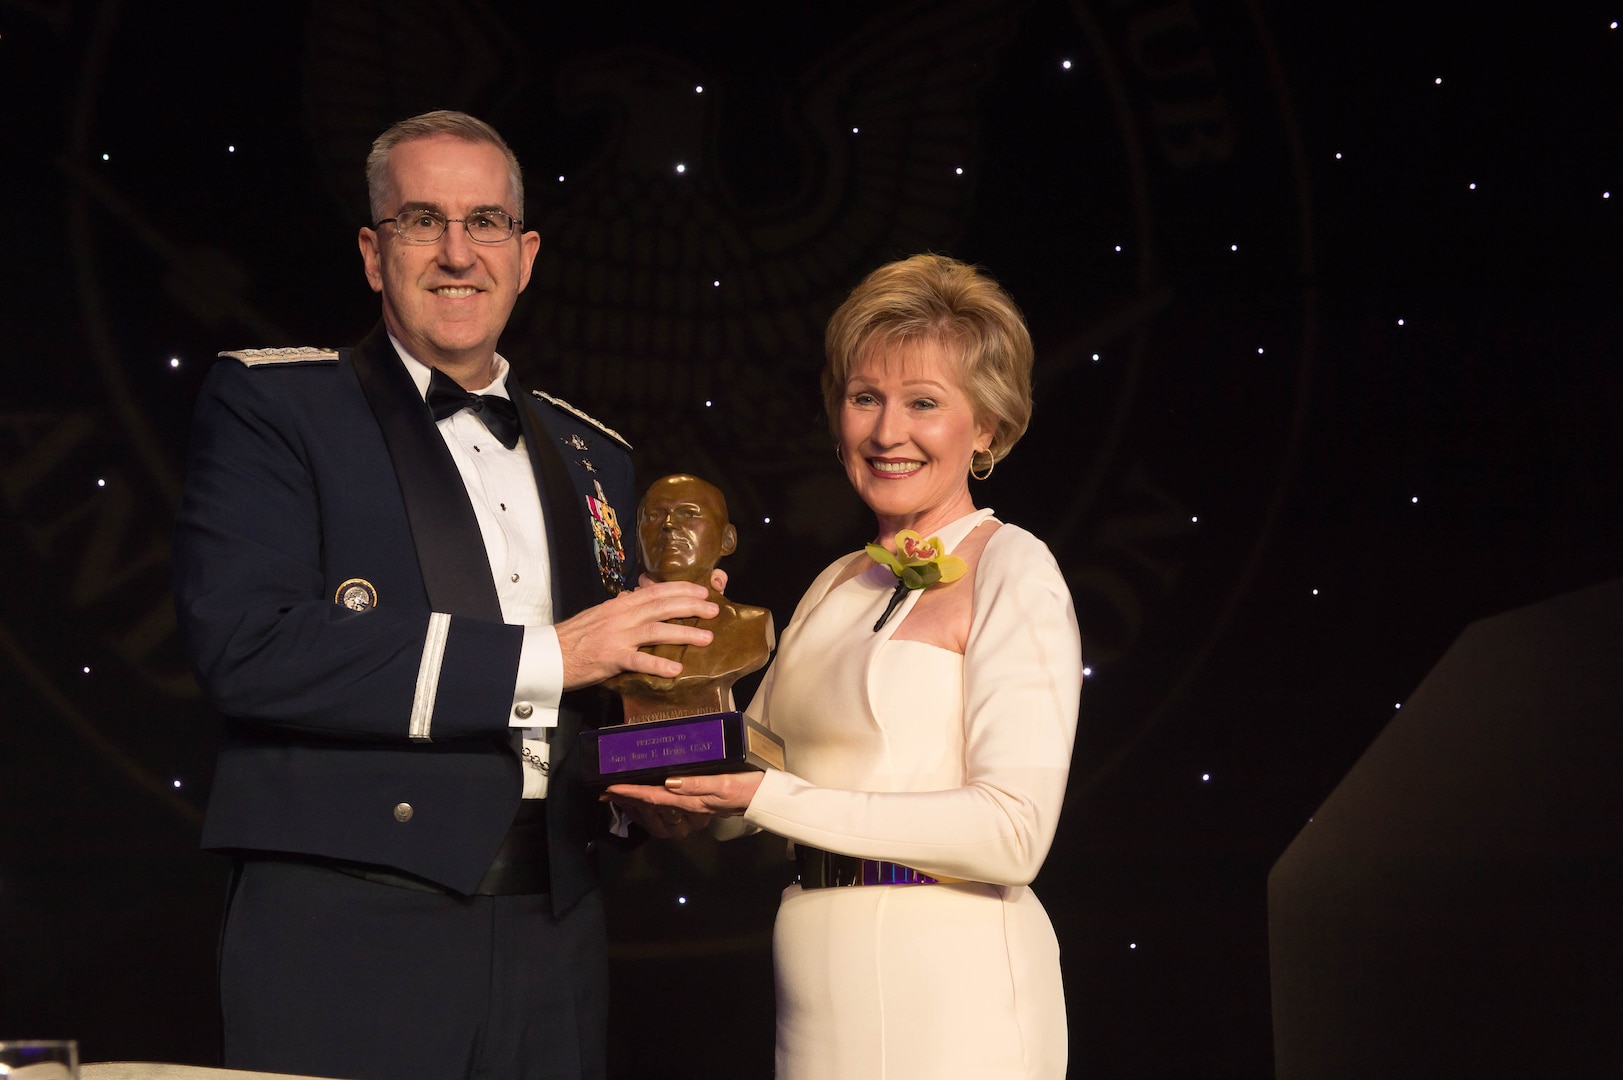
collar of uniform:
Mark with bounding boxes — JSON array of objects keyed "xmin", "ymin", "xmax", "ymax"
[{"xmin": 389, "ymin": 332, "xmax": 514, "ymax": 403}]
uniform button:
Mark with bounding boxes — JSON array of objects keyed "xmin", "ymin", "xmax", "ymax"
[
  {"xmin": 514, "ymin": 702, "xmax": 534, "ymax": 720},
  {"xmin": 511, "ymin": 572, "xmax": 520, "ymax": 582},
  {"xmin": 393, "ymin": 802, "xmax": 414, "ymax": 822}
]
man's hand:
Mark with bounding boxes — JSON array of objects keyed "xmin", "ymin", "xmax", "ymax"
[{"xmin": 556, "ymin": 581, "xmax": 718, "ymax": 690}]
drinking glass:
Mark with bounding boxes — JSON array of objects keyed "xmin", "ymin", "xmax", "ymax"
[{"xmin": 0, "ymin": 1040, "xmax": 78, "ymax": 1079}]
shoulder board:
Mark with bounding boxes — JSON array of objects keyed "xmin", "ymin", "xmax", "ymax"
[
  {"xmin": 219, "ymin": 347, "xmax": 340, "ymax": 367},
  {"xmin": 530, "ymin": 389, "xmax": 631, "ymax": 449}
]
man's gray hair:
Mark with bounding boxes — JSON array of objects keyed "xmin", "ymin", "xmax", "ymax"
[{"xmin": 365, "ymin": 110, "xmax": 526, "ymax": 222}]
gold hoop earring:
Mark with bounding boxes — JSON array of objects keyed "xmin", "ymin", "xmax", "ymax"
[{"xmin": 970, "ymin": 449, "xmax": 994, "ymax": 481}]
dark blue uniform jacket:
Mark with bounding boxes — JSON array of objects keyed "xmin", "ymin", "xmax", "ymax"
[{"xmin": 174, "ymin": 324, "xmax": 636, "ymax": 910}]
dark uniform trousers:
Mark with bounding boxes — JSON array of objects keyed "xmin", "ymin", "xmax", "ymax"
[{"xmin": 221, "ymin": 860, "xmax": 608, "ymax": 1080}]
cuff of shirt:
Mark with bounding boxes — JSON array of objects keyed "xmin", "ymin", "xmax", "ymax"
[{"xmin": 510, "ymin": 624, "xmax": 563, "ymax": 728}]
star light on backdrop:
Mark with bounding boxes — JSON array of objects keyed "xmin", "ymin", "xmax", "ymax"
[{"xmin": 4, "ymin": 5, "xmax": 1619, "ymax": 1078}]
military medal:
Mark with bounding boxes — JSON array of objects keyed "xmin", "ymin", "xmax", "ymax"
[{"xmin": 586, "ymin": 480, "xmax": 627, "ymax": 593}]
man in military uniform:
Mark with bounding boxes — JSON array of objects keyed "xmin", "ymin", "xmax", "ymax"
[{"xmin": 173, "ymin": 110, "xmax": 712, "ymax": 1080}]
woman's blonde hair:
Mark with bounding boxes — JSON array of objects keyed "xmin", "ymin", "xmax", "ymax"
[{"xmin": 822, "ymin": 254, "xmax": 1033, "ymax": 462}]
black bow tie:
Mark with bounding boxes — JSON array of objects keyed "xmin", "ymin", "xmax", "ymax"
[{"xmin": 426, "ymin": 368, "xmax": 522, "ymax": 450}]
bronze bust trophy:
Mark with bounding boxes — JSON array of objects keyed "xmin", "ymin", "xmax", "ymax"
[{"xmin": 580, "ymin": 475, "xmax": 785, "ymax": 783}]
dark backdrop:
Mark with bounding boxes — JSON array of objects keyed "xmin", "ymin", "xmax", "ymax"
[{"xmin": 2, "ymin": 2, "xmax": 1618, "ymax": 1076}]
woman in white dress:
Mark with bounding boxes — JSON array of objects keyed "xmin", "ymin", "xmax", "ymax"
[{"xmin": 610, "ymin": 254, "xmax": 1082, "ymax": 1079}]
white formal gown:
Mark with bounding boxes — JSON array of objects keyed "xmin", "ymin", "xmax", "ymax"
[{"xmin": 741, "ymin": 508, "xmax": 1082, "ymax": 1079}]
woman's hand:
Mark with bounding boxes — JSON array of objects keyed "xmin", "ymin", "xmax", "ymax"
[{"xmin": 604, "ymin": 771, "xmax": 764, "ymax": 818}]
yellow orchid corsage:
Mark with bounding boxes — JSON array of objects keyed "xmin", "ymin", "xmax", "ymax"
[{"xmin": 865, "ymin": 531, "xmax": 968, "ymax": 632}]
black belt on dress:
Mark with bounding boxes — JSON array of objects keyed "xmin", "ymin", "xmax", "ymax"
[
  {"xmin": 327, "ymin": 800, "xmax": 551, "ymax": 896},
  {"xmin": 794, "ymin": 845, "xmax": 966, "ymax": 888}
]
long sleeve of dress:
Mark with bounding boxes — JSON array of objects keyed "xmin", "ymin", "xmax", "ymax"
[{"xmin": 743, "ymin": 526, "xmax": 1081, "ymax": 887}]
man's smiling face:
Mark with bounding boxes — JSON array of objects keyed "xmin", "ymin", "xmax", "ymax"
[{"xmin": 358, "ymin": 134, "xmax": 540, "ymax": 378}]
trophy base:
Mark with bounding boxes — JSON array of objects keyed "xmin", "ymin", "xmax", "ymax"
[{"xmin": 579, "ymin": 711, "xmax": 786, "ymax": 785}]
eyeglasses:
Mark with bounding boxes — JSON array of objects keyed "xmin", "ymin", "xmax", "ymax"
[{"xmin": 374, "ymin": 208, "xmax": 522, "ymax": 244}]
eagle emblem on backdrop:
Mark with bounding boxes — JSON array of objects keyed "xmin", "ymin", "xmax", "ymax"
[{"xmin": 297, "ymin": 0, "xmax": 1034, "ymax": 556}]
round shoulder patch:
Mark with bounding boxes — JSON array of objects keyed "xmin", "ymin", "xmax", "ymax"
[{"xmin": 334, "ymin": 578, "xmax": 378, "ymax": 611}]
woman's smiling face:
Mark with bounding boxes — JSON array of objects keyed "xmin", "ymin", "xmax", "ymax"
[{"xmin": 838, "ymin": 337, "xmax": 994, "ymax": 542}]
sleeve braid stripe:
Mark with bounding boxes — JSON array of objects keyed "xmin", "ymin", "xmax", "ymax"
[{"xmin": 410, "ymin": 612, "xmax": 452, "ymax": 740}]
